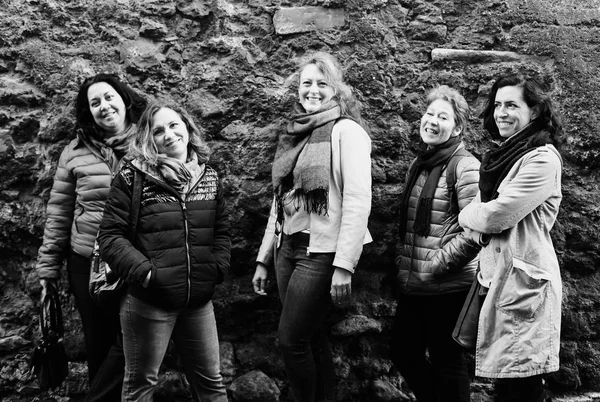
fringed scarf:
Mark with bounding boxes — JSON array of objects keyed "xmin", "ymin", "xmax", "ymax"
[
  {"xmin": 399, "ymin": 136, "xmax": 462, "ymax": 240},
  {"xmin": 136, "ymin": 151, "xmax": 201, "ymax": 194},
  {"xmin": 272, "ymin": 100, "xmax": 341, "ymax": 215},
  {"xmin": 479, "ymin": 120, "xmax": 553, "ymax": 202}
]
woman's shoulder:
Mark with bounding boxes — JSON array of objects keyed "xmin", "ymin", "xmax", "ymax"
[
  {"xmin": 523, "ymin": 144, "xmax": 562, "ymax": 167},
  {"xmin": 332, "ymin": 118, "xmax": 370, "ymax": 142}
]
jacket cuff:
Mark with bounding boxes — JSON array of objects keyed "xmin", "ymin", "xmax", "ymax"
[{"xmin": 332, "ymin": 257, "xmax": 355, "ymax": 274}]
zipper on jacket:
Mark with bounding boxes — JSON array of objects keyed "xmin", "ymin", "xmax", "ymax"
[{"xmin": 182, "ymin": 202, "xmax": 192, "ymax": 306}]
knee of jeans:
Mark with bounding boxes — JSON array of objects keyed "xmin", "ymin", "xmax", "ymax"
[{"xmin": 278, "ymin": 331, "xmax": 308, "ymax": 354}]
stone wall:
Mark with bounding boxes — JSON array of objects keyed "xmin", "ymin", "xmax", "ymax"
[{"xmin": 1, "ymin": 0, "xmax": 600, "ymax": 401}]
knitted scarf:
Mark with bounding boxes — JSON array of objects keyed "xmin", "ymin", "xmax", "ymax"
[
  {"xmin": 271, "ymin": 100, "xmax": 341, "ymax": 215},
  {"xmin": 479, "ymin": 120, "xmax": 553, "ymax": 202},
  {"xmin": 86, "ymin": 124, "xmax": 136, "ymax": 166},
  {"xmin": 399, "ymin": 136, "xmax": 461, "ymax": 239}
]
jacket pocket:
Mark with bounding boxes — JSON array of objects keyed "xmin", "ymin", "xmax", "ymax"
[{"xmin": 497, "ymin": 262, "xmax": 548, "ymax": 321}]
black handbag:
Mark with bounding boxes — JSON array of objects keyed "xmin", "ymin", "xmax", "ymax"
[
  {"xmin": 89, "ymin": 169, "xmax": 143, "ymax": 306},
  {"xmin": 29, "ymin": 284, "xmax": 69, "ymax": 390},
  {"xmin": 452, "ymin": 270, "xmax": 484, "ymax": 352}
]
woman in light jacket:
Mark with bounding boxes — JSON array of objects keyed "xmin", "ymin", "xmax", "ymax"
[
  {"xmin": 251, "ymin": 51, "xmax": 372, "ymax": 402},
  {"xmin": 36, "ymin": 74, "xmax": 146, "ymax": 390},
  {"xmin": 97, "ymin": 102, "xmax": 230, "ymax": 401},
  {"xmin": 459, "ymin": 74, "xmax": 563, "ymax": 402},
  {"xmin": 391, "ymin": 85, "xmax": 481, "ymax": 402}
]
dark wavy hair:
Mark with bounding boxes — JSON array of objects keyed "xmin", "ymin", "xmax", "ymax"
[
  {"xmin": 129, "ymin": 101, "xmax": 210, "ymax": 165},
  {"xmin": 480, "ymin": 74, "xmax": 563, "ymax": 143},
  {"xmin": 75, "ymin": 73, "xmax": 147, "ymax": 138}
]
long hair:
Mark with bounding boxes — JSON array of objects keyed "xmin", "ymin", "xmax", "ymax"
[
  {"xmin": 426, "ymin": 85, "xmax": 470, "ymax": 136},
  {"xmin": 129, "ymin": 102, "xmax": 210, "ymax": 165},
  {"xmin": 75, "ymin": 73, "xmax": 147, "ymax": 138},
  {"xmin": 292, "ymin": 51, "xmax": 364, "ymax": 123},
  {"xmin": 480, "ymin": 74, "xmax": 563, "ymax": 143}
]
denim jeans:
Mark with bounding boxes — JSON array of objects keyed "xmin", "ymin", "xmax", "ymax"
[
  {"xmin": 390, "ymin": 291, "xmax": 471, "ymax": 402},
  {"xmin": 120, "ymin": 295, "xmax": 227, "ymax": 402},
  {"xmin": 67, "ymin": 251, "xmax": 121, "ymax": 384},
  {"xmin": 275, "ymin": 232, "xmax": 336, "ymax": 402}
]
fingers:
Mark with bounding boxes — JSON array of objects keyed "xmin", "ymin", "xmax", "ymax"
[
  {"xmin": 330, "ymin": 283, "xmax": 351, "ymax": 305},
  {"xmin": 252, "ymin": 275, "xmax": 269, "ymax": 296}
]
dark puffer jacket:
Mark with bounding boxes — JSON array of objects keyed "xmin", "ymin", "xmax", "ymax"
[
  {"xmin": 97, "ymin": 161, "xmax": 230, "ymax": 309},
  {"xmin": 37, "ymin": 135, "xmax": 120, "ymax": 280},
  {"xmin": 396, "ymin": 145, "xmax": 481, "ymax": 295}
]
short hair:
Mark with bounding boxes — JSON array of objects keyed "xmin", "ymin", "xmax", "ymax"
[
  {"xmin": 129, "ymin": 102, "xmax": 210, "ymax": 165},
  {"xmin": 480, "ymin": 74, "xmax": 563, "ymax": 142},
  {"xmin": 426, "ymin": 85, "xmax": 470, "ymax": 135},
  {"xmin": 292, "ymin": 51, "xmax": 363, "ymax": 122},
  {"xmin": 75, "ymin": 73, "xmax": 147, "ymax": 138}
]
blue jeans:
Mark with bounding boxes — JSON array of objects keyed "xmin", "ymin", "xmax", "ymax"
[
  {"xmin": 390, "ymin": 291, "xmax": 470, "ymax": 402},
  {"xmin": 275, "ymin": 232, "xmax": 336, "ymax": 402},
  {"xmin": 120, "ymin": 295, "xmax": 227, "ymax": 402}
]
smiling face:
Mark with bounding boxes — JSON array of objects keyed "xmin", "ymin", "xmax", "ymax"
[
  {"xmin": 494, "ymin": 85, "xmax": 537, "ymax": 138},
  {"xmin": 151, "ymin": 108, "xmax": 189, "ymax": 162},
  {"xmin": 420, "ymin": 99, "xmax": 461, "ymax": 147},
  {"xmin": 298, "ymin": 63, "xmax": 335, "ymax": 113},
  {"xmin": 87, "ymin": 82, "xmax": 127, "ymax": 135}
]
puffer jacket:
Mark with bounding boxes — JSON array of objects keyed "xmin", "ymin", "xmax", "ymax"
[
  {"xmin": 396, "ymin": 144, "xmax": 481, "ymax": 295},
  {"xmin": 459, "ymin": 144, "xmax": 562, "ymax": 378},
  {"xmin": 97, "ymin": 161, "xmax": 231, "ymax": 310},
  {"xmin": 36, "ymin": 134, "xmax": 120, "ymax": 280}
]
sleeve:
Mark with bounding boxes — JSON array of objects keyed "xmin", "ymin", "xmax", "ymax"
[
  {"xmin": 36, "ymin": 145, "xmax": 76, "ymax": 280},
  {"xmin": 333, "ymin": 120, "xmax": 372, "ymax": 272},
  {"xmin": 430, "ymin": 156, "xmax": 482, "ymax": 276},
  {"xmin": 97, "ymin": 171, "xmax": 152, "ymax": 286},
  {"xmin": 459, "ymin": 148, "xmax": 561, "ymax": 234},
  {"xmin": 211, "ymin": 178, "xmax": 231, "ymax": 283},
  {"xmin": 255, "ymin": 197, "xmax": 277, "ymax": 268}
]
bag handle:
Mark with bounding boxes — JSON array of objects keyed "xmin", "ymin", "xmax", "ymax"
[
  {"xmin": 128, "ymin": 170, "xmax": 143, "ymax": 241},
  {"xmin": 40, "ymin": 284, "xmax": 64, "ymax": 342}
]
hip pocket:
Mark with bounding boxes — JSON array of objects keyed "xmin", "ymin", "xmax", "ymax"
[{"xmin": 497, "ymin": 263, "xmax": 549, "ymax": 321}]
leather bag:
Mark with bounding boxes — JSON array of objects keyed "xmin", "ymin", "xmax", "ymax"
[
  {"xmin": 89, "ymin": 169, "xmax": 143, "ymax": 306},
  {"xmin": 452, "ymin": 270, "xmax": 484, "ymax": 352},
  {"xmin": 29, "ymin": 284, "xmax": 69, "ymax": 390}
]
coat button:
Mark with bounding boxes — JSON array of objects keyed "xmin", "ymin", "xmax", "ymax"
[{"xmin": 495, "ymin": 247, "xmax": 501, "ymax": 253}]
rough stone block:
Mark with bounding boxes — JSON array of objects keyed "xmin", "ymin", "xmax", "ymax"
[
  {"xmin": 431, "ymin": 48, "xmax": 550, "ymax": 64},
  {"xmin": 273, "ymin": 7, "xmax": 345, "ymax": 35},
  {"xmin": 229, "ymin": 370, "xmax": 280, "ymax": 402},
  {"xmin": 331, "ymin": 314, "xmax": 382, "ymax": 337}
]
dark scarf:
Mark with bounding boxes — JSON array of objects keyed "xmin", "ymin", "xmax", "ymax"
[
  {"xmin": 399, "ymin": 136, "xmax": 462, "ymax": 239},
  {"xmin": 479, "ymin": 120, "xmax": 553, "ymax": 202},
  {"xmin": 271, "ymin": 100, "xmax": 341, "ymax": 215}
]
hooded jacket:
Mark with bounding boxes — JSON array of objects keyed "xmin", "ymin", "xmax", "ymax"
[
  {"xmin": 36, "ymin": 133, "xmax": 120, "ymax": 280},
  {"xmin": 97, "ymin": 161, "xmax": 230, "ymax": 310},
  {"xmin": 395, "ymin": 144, "xmax": 481, "ymax": 295}
]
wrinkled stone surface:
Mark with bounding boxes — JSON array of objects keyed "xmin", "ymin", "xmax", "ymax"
[
  {"xmin": 0, "ymin": 0, "xmax": 599, "ymax": 401},
  {"xmin": 229, "ymin": 369, "xmax": 280, "ymax": 402}
]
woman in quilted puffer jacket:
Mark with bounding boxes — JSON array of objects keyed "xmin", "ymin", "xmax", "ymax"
[
  {"xmin": 36, "ymin": 74, "xmax": 146, "ymax": 390},
  {"xmin": 390, "ymin": 85, "xmax": 481, "ymax": 402},
  {"xmin": 97, "ymin": 102, "xmax": 230, "ymax": 402}
]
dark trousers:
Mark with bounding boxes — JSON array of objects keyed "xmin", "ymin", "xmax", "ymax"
[
  {"xmin": 275, "ymin": 233, "xmax": 336, "ymax": 402},
  {"xmin": 390, "ymin": 291, "xmax": 471, "ymax": 402},
  {"xmin": 66, "ymin": 251, "xmax": 122, "ymax": 399},
  {"xmin": 495, "ymin": 375, "xmax": 546, "ymax": 402}
]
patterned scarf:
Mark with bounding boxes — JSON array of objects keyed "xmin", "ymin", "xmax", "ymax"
[
  {"xmin": 399, "ymin": 136, "xmax": 461, "ymax": 239},
  {"xmin": 479, "ymin": 120, "xmax": 552, "ymax": 202},
  {"xmin": 272, "ymin": 100, "xmax": 341, "ymax": 215},
  {"xmin": 137, "ymin": 151, "xmax": 198, "ymax": 194}
]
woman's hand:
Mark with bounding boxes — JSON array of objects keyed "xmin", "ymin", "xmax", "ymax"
[
  {"xmin": 252, "ymin": 263, "xmax": 269, "ymax": 296},
  {"xmin": 331, "ymin": 267, "xmax": 352, "ymax": 305}
]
